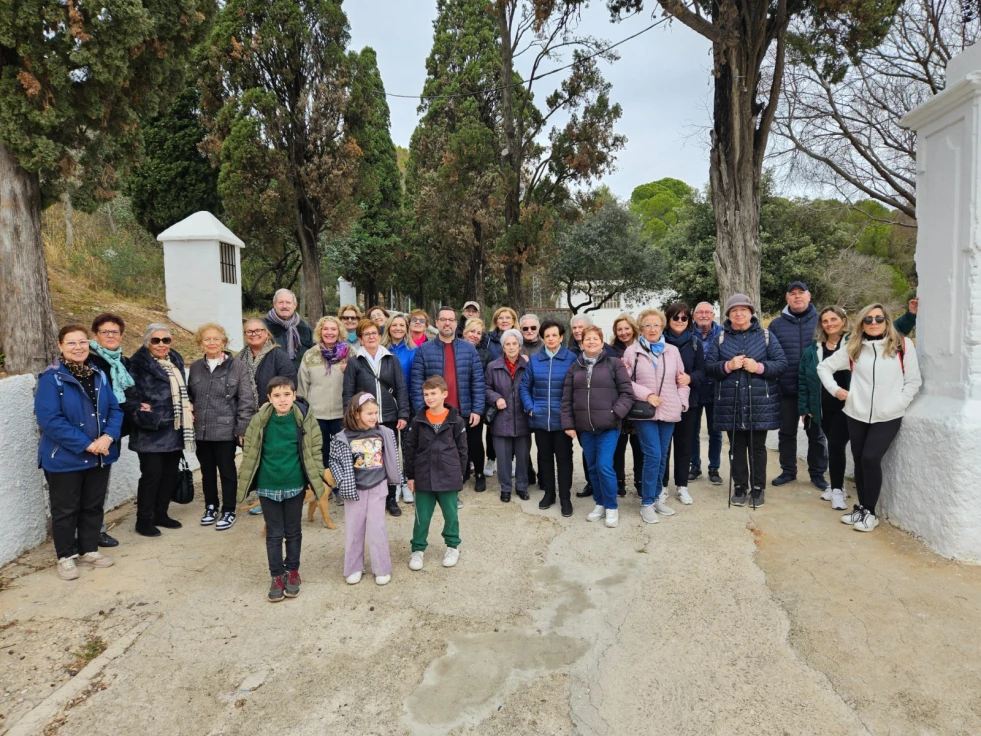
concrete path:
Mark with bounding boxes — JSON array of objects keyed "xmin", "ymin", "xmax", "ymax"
[{"xmin": 2, "ymin": 441, "xmax": 980, "ymax": 735}]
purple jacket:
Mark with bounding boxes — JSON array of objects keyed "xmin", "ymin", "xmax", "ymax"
[{"xmin": 484, "ymin": 356, "xmax": 530, "ymax": 437}]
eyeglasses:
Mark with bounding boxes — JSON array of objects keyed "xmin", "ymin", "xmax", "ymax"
[
  {"xmin": 150, "ymin": 336, "xmax": 172, "ymax": 345},
  {"xmin": 863, "ymin": 316, "xmax": 886, "ymax": 325},
  {"xmin": 62, "ymin": 341, "xmax": 88, "ymax": 349},
  {"xmin": 362, "ymin": 331, "xmax": 379, "ymax": 339},
  {"xmin": 245, "ymin": 329, "xmax": 266, "ymax": 336},
  {"xmin": 202, "ymin": 337, "xmax": 223, "ymax": 343},
  {"xmin": 342, "ymin": 315, "xmax": 358, "ymax": 322},
  {"xmin": 437, "ymin": 317, "xmax": 456, "ymax": 323},
  {"xmin": 521, "ymin": 326, "xmax": 538, "ymax": 332},
  {"xmin": 410, "ymin": 318, "xmax": 427, "ymax": 324},
  {"xmin": 642, "ymin": 324, "xmax": 662, "ymax": 330},
  {"xmin": 97, "ymin": 329, "xmax": 121, "ymax": 337}
]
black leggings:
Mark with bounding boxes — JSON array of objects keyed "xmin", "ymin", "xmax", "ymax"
[
  {"xmin": 728, "ymin": 430, "xmax": 767, "ymax": 490},
  {"xmin": 846, "ymin": 416, "xmax": 902, "ymax": 513},
  {"xmin": 614, "ymin": 431, "xmax": 644, "ymax": 490},
  {"xmin": 821, "ymin": 407, "xmax": 849, "ymax": 490},
  {"xmin": 663, "ymin": 409, "xmax": 697, "ymax": 487},
  {"xmin": 466, "ymin": 419, "xmax": 486, "ymax": 480}
]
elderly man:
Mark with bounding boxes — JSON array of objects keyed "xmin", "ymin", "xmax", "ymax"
[
  {"xmin": 519, "ymin": 314, "xmax": 544, "ymax": 356},
  {"xmin": 263, "ymin": 289, "xmax": 315, "ymax": 372},
  {"xmin": 569, "ymin": 314, "xmax": 615, "ymax": 357},
  {"xmin": 690, "ymin": 302, "xmax": 724, "ymax": 485},
  {"xmin": 768, "ymin": 281, "xmax": 827, "ymax": 489}
]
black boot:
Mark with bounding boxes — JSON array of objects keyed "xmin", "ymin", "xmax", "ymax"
[
  {"xmin": 539, "ymin": 491, "xmax": 555, "ymax": 510},
  {"xmin": 386, "ymin": 490, "xmax": 402, "ymax": 517},
  {"xmin": 516, "ymin": 489, "xmax": 530, "ymax": 501},
  {"xmin": 500, "ymin": 492, "xmax": 511, "ymax": 503},
  {"xmin": 560, "ymin": 498, "xmax": 573, "ymax": 517},
  {"xmin": 135, "ymin": 519, "xmax": 161, "ymax": 537},
  {"xmin": 576, "ymin": 482, "xmax": 592, "ymax": 498},
  {"xmin": 475, "ymin": 474, "xmax": 487, "ymax": 492},
  {"xmin": 154, "ymin": 516, "xmax": 182, "ymax": 529}
]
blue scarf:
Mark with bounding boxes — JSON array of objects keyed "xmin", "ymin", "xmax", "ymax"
[
  {"xmin": 88, "ymin": 341, "xmax": 135, "ymax": 402},
  {"xmin": 638, "ymin": 335, "xmax": 666, "ymax": 372}
]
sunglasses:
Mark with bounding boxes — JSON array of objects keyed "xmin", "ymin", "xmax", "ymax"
[
  {"xmin": 150, "ymin": 336, "xmax": 172, "ymax": 345},
  {"xmin": 410, "ymin": 318, "xmax": 427, "ymax": 324},
  {"xmin": 863, "ymin": 316, "xmax": 886, "ymax": 325},
  {"xmin": 671, "ymin": 314, "xmax": 689, "ymax": 322},
  {"xmin": 521, "ymin": 326, "xmax": 538, "ymax": 332},
  {"xmin": 342, "ymin": 316, "xmax": 358, "ymax": 321}
]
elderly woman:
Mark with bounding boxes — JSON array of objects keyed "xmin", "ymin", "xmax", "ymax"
[
  {"xmin": 462, "ymin": 318, "xmax": 492, "ymax": 492},
  {"xmin": 624, "ymin": 309, "xmax": 691, "ymax": 524},
  {"xmin": 339, "ymin": 304, "xmax": 363, "ymax": 346},
  {"xmin": 561, "ymin": 325, "xmax": 633, "ymax": 526},
  {"xmin": 237, "ymin": 319, "xmax": 297, "ymax": 411},
  {"xmin": 610, "ymin": 314, "xmax": 644, "ymax": 499},
  {"xmin": 485, "ymin": 328, "xmax": 531, "ymax": 503},
  {"xmin": 128, "ymin": 323, "xmax": 192, "ymax": 537},
  {"xmin": 35, "ymin": 325, "xmax": 123, "ymax": 580},
  {"xmin": 344, "ymin": 318, "xmax": 410, "ymax": 515},
  {"xmin": 188, "ymin": 323, "xmax": 256, "ymax": 530},
  {"xmin": 299, "ymin": 315, "xmax": 349, "ymax": 483},
  {"xmin": 87, "ymin": 312, "xmax": 137, "ymax": 548},
  {"xmin": 705, "ymin": 294, "xmax": 787, "ymax": 509},
  {"xmin": 408, "ymin": 309, "xmax": 431, "ymax": 347}
]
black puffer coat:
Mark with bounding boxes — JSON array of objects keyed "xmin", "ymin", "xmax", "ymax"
[
  {"xmin": 664, "ymin": 328, "xmax": 706, "ymax": 410},
  {"xmin": 342, "ymin": 347, "xmax": 410, "ymax": 423},
  {"xmin": 251, "ymin": 345, "xmax": 297, "ymax": 403},
  {"xmin": 560, "ymin": 352, "xmax": 634, "ymax": 433},
  {"xmin": 768, "ymin": 304, "xmax": 818, "ymax": 396},
  {"xmin": 705, "ymin": 317, "xmax": 787, "ymax": 432},
  {"xmin": 403, "ymin": 406, "xmax": 469, "ymax": 492},
  {"xmin": 127, "ymin": 346, "xmax": 186, "ymax": 454}
]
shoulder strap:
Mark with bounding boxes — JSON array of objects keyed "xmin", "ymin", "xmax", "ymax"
[
  {"xmin": 763, "ymin": 328, "xmax": 769, "ymax": 347},
  {"xmin": 718, "ymin": 332, "xmax": 725, "ymax": 346}
]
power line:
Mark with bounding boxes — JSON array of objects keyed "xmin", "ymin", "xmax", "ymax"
[{"xmin": 380, "ymin": 18, "xmax": 666, "ymax": 102}]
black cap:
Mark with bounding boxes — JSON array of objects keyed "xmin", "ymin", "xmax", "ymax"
[{"xmin": 786, "ymin": 281, "xmax": 809, "ymax": 293}]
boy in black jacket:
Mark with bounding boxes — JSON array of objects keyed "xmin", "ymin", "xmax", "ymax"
[{"xmin": 403, "ymin": 376, "xmax": 468, "ymax": 571}]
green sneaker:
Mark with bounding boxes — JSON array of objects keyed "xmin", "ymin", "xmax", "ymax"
[
  {"xmin": 284, "ymin": 570, "xmax": 301, "ymax": 598},
  {"xmin": 267, "ymin": 575, "xmax": 285, "ymax": 602}
]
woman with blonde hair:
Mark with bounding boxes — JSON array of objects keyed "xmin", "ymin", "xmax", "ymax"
[
  {"xmin": 339, "ymin": 304, "xmax": 363, "ymax": 346},
  {"xmin": 818, "ymin": 303, "xmax": 922, "ymax": 532},
  {"xmin": 609, "ymin": 314, "xmax": 644, "ymax": 497},
  {"xmin": 487, "ymin": 307, "xmax": 519, "ymax": 361},
  {"xmin": 798, "ymin": 306, "xmax": 852, "ymax": 511},
  {"xmin": 299, "ymin": 315, "xmax": 349, "ymax": 470}
]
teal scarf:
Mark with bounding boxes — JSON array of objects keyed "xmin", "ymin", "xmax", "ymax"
[
  {"xmin": 89, "ymin": 341, "xmax": 135, "ymax": 402},
  {"xmin": 638, "ymin": 335, "xmax": 666, "ymax": 372}
]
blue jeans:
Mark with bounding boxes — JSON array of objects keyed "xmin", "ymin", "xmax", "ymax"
[
  {"xmin": 690, "ymin": 403, "xmax": 722, "ymax": 471},
  {"xmin": 635, "ymin": 421, "xmax": 675, "ymax": 505},
  {"xmin": 578, "ymin": 430, "xmax": 620, "ymax": 510}
]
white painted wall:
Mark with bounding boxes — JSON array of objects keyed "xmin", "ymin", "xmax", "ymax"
[
  {"xmin": 0, "ymin": 375, "xmax": 200, "ymax": 567},
  {"xmin": 555, "ymin": 289, "xmax": 676, "ymax": 340}
]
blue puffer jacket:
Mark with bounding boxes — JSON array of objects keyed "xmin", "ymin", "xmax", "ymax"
[
  {"xmin": 664, "ymin": 328, "xmax": 705, "ymax": 410},
  {"xmin": 695, "ymin": 323, "xmax": 723, "ymax": 405},
  {"xmin": 705, "ymin": 317, "xmax": 787, "ymax": 432},
  {"xmin": 519, "ymin": 346, "xmax": 577, "ymax": 431},
  {"xmin": 768, "ymin": 304, "xmax": 818, "ymax": 396},
  {"xmin": 410, "ymin": 338, "xmax": 486, "ymax": 416},
  {"xmin": 35, "ymin": 362, "xmax": 124, "ymax": 473},
  {"xmin": 387, "ymin": 339, "xmax": 417, "ymax": 388}
]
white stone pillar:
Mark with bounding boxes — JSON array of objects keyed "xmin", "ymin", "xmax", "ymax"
[{"xmin": 891, "ymin": 45, "xmax": 981, "ymax": 561}]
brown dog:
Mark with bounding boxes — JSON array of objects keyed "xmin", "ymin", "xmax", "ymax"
[{"xmin": 238, "ymin": 470, "xmax": 338, "ymax": 532}]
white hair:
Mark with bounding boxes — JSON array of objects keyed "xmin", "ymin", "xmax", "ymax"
[
  {"xmin": 570, "ymin": 314, "xmax": 593, "ymax": 327},
  {"xmin": 273, "ymin": 288, "xmax": 298, "ymax": 304},
  {"xmin": 519, "ymin": 313, "xmax": 540, "ymax": 327}
]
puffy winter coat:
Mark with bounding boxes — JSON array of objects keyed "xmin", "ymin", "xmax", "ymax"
[
  {"xmin": 695, "ymin": 323, "xmax": 724, "ymax": 405},
  {"xmin": 560, "ymin": 352, "xmax": 634, "ymax": 433},
  {"xmin": 519, "ymin": 346, "xmax": 577, "ymax": 432},
  {"xmin": 237, "ymin": 401, "xmax": 326, "ymax": 502},
  {"xmin": 665, "ymin": 328, "xmax": 705, "ymax": 410},
  {"xmin": 817, "ymin": 336, "xmax": 921, "ymax": 424},
  {"xmin": 705, "ymin": 317, "xmax": 787, "ymax": 432},
  {"xmin": 342, "ymin": 345, "xmax": 410, "ymax": 423},
  {"xmin": 127, "ymin": 346, "xmax": 187, "ymax": 454},
  {"xmin": 387, "ymin": 339, "xmax": 417, "ymax": 388},
  {"xmin": 247, "ymin": 345, "xmax": 297, "ymax": 406},
  {"xmin": 622, "ymin": 342, "xmax": 691, "ymax": 423},
  {"xmin": 409, "ymin": 338, "xmax": 485, "ymax": 416},
  {"xmin": 486, "ymin": 330, "xmax": 504, "ymax": 361},
  {"xmin": 187, "ymin": 354, "xmax": 256, "ymax": 441},
  {"xmin": 768, "ymin": 304, "xmax": 818, "ymax": 396},
  {"xmin": 263, "ymin": 316, "xmax": 315, "ymax": 373},
  {"xmin": 484, "ymin": 356, "xmax": 530, "ymax": 437},
  {"xmin": 403, "ymin": 406, "xmax": 469, "ymax": 492},
  {"xmin": 798, "ymin": 341, "xmax": 851, "ymax": 423},
  {"xmin": 35, "ymin": 362, "xmax": 123, "ymax": 473}
]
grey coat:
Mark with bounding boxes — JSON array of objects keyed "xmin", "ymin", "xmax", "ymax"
[{"xmin": 187, "ymin": 354, "xmax": 256, "ymax": 442}]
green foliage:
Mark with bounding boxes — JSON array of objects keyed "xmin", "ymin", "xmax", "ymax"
[
  {"xmin": 127, "ymin": 86, "xmax": 221, "ymax": 235},
  {"xmin": 0, "ymin": 0, "xmax": 215, "ymax": 205},
  {"xmin": 629, "ymin": 177, "xmax": 694, "ymax": 242},
  {"xmin": 552, "ymin": 196, "xmax": 667, "ymax": 313}
]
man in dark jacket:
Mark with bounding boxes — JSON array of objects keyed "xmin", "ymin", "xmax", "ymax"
[
  {"xmin": 519, "ymin": 314, "xmax": 545, "ymax": 356},
  {"xmin": 263, "ymin": 289, "xmax": 315, "ymax": 373},
  {"xmin": 767, "ymin": 281, "xmax": 828, "ymax": 489},
  {"xmin": 690, "ymin": 303, "xmax": 724, "ymax": 485}
]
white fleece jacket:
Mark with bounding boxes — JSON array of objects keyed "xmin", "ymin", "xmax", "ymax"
[{"xmin": 817, "ymin": 337, "xmax": 922, "ymax": 424}]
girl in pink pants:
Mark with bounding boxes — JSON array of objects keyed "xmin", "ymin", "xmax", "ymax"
[{"xmin": 330, "ymin": 393, "xmax": 401, "ymax": 585}]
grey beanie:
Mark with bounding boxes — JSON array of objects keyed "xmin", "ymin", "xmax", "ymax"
[
  {"xmin": 724, "ymin": 293, "xmax": 755, "ymax": 316},
  {"xmin": 144, "ymin": 322, "xmax": 172, "ymax": 346}
]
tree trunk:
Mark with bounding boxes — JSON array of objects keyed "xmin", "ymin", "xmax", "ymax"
[
  {"xmin": 295, "ymin": 205, "xmax": 324, "ymax": 323},
  {"xmin": 504, "ymin": 263, "xmax": 524, "ymax": 316},
  {"xmin": 0, "ymin": 142, "xmax": 59, "ymax": 373},
  {"xmin": 63, "ymin": 192, "xmax": 74, "ymax": 248}
]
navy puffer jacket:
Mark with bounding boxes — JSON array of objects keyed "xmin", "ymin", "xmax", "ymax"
[
  {"xmin": 409, "ymin": 338, "xmax": 485, "ymax": 416},
  {"xmin": 768, "ymin": 304, "xmax": 818, "ymax": 396},
  {"xmin": 694, "ymin": 323, "xmax": 723, "ymax": 405},
  {"xmin": 664, "ymin": 328, "xmax": 705, "ymax": 410},
  {"xmin": 519, "ymin": 346, "xmax": 577, "ymax": 432},
  {"xmin": 705, "ymin": 317, "xmax": 787, "ymax": 432}
]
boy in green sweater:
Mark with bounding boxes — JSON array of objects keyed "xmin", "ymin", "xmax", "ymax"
[{"xmin": 238, "ymin": 377, "xmax": 326, "ymax": 602}]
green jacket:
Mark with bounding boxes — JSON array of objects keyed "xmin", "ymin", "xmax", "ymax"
[
  {"xmin": 237, "ymin": 402, "xmax": 326, "ymax": 503},
  {"xmin": 798, "ymin": 340, "xmax": 852, "ymax": 422}
]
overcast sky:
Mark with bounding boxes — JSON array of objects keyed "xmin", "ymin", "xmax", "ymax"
[{"xmin": 347, "ymin": 2, "xmax": 715, "ymax": 201}]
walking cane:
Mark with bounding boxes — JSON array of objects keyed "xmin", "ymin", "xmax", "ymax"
[
  {"xmin": 727, "ymin": 371, "xmax": 740, "ymax": 509},
  {"xmin": 748, "ymin": 371, "xmax": 757, "ymax": 510}
]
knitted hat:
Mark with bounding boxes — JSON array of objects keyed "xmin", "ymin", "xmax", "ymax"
[{"xmin": 724, "ymin": 294, "xmax": 755, "ymax": 316}]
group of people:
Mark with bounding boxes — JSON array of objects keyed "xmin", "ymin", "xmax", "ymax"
[{"xmin": 34, "ymin": 283, "xmax": 922, "ymax": 599}]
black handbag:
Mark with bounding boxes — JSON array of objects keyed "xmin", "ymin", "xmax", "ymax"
[
  {"xmin": 484, "ymin": 405, "xmax": 499, "ymax": 424},
  {"xmin": 626, "ymin": 353, "xmax": 665, "ymax": 420},
  {"xmin": 172, "ymin": 454, "xmax": 195, "ymax": 504}
]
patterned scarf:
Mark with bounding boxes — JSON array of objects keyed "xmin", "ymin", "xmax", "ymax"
[
  {"xmin": 157, "ymin": 357, "xmax": 195, "ymax": 452},
  {"xmin": 638, "ymin": 335, "xmax": 666, "ymax": 372},
  {"xmin": 238, "ymin": 341, "xmax": 275, "ymax": 408},
  {"xmin": 504, "ymin": 355, "xmax": 519, "ymax": 379},
  {"xmin": 320, "ymin": 340, "xmax": 349, "ymax": 375},
  {"xmin": 88, "ymin": 341, "xmax": 134, "ymax": 402},
  {"xmin": 60, "ymin": 357, "xmax": 94, "ymax": 380},
  {"xmin": 266, "ymin": 309, "xmax": 301, "ymax": 360}
]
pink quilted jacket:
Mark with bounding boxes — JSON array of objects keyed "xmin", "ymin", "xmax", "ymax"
[{"xmin": 622, "ymin": 342, "xmax": 690, "ymax": 422}]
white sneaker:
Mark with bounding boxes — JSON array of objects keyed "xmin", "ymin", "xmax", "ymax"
[
  {"xmin": 57, "ymin": 557, "xmax": 79, "ymax": 581},
  {"xmin": 401, "ymin": 484, "xmax": 414, "ymax": 504},
  {"xmin": 443, "ymin": 547, "xmax": 460, "ymax": 567},
  {"xmin": 605, "ymin": 509, "xmax": 618, "ymax": 528},
  {"xmin": 375, "ymin": 574, "xmax": 391, "ymax": 585},
  {"xmin": 586, "ymin": 504, "xmax": 605, "ymax": 522},
  {"xmin": 457, "ymin": 497, "xmax": 463, "ymax": 509},
  {"xmin": 820, "ymin": 487, "xmax": 834, "ymax": 502},
  {"xmin": 675, "ymin": 487, "xmax": 693, "ymax": 505},
  {"xmin": 854, "ymin": 511, "xmax": 879, "ymax": 532},
  {"xmin": 841, "ymin": 506, "xmax": 864, "ymax": 525},
  {"xmin": 640, "ymin": 505, "xmax": 659, "ymax": 524},
  {"xmin": 76, "ymin": 551, "xmax": 113, "ymax": 568},
  {"xmin": 345, "ymin": 571, "xmax": 363, "ymax": 585},
  {"xmin": 215, "ymin": 511, "xmax": 236, "ymax": 531},
  {"xmin": 200, "ymin": 505, "xmax": 218, "ymax": 526},
  {"xmin": 653, "ymin": 497, "xmax": 676, "ymax": 516},
  {"xmin": 830, "ymin": 488, "xmax": 847, "ymax": 510},
  {"xmin": 484, "ymin": 459, "xmax": 497, "ymax": 476},
  {"xmin": 408, "ymin": 551, "xmax": 424, "ymax": 571}
]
